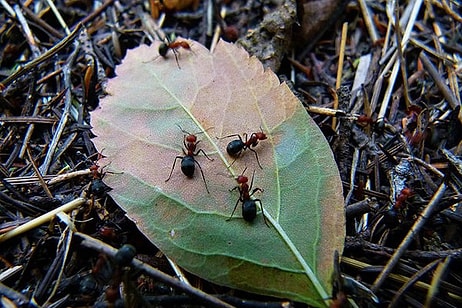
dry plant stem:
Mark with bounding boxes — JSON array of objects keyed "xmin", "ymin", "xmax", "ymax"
[
  {"xmin": 0, "ymin": 282, "xmax": 30, "ymax": 306},
  {"xmin": 389, "ymin": 258, "xmax": 440, "ymax": 308},
  {"xmin": 393, "ymin": 3, "xmax": 411, "ymax": 109},
  {"xmin": 332, "ymin": 22, "xmax": 348, "ymax": 129},
  {"xmin": 377, "ymin": 0, "xmax": 423, "ymax": 120},
  {"xmin": 75, "ymin": 232, "xmax": 235, "ymax": 308},
  {"xmin": 0, "ymin": 0, "xmax": 15, "ymax": 16},
  {"xmin": 371, "ymin": 181, "xmax": 447, "ymax": 292},
  {"xmin": 0, "ymin": 198, "xmax": 85, "ymax": 243},
  {"xmin": 13, "ymin": 4, "xmax": 41, "ymax": 57},
  {"xmin": 26, "ymin": 146, "xmax": 53, "ymax": 198},
  {"xmin": 357, "ymin": 0, "xmax": 379, "ymax": 43},
  {"xmin": 345, "ymin": 147, "xmax": 360, "ymax": 206},
  {"xmin": 419, "ymin": 52, "xmax": 460, "ymax": 111},
  {"xmin": 43, "ymin": 225, "xmax": 74, "ymax": 305},
  {"xmin": 166, "ymin": 256, "xmax": 191, "ymax": 285},
  {"xmin": 45, "ymin": 0, "xmax": 70, "ymax": 34},
  {"xmin": 21, "ymin": 5, "xmax": 63, "ymax": 38},
  {"xmin": 425, "ymin": 256, "xmax": 451, "ymax": 306},
  {"xmin": 0, "ymin": 23, "xmax": 82, "ymax": 89},
  {"xmin": 79, "ymin": 0, "xmax": 115, "ymax": 25},
  {"xmin": 39, "ymin": 50, "xmax": 78, "ymax": 174},
  {"xmin": 343, "ymin": 256, "xmax": 462, "ymax": 302},
  {"xmin": 441, "ymin": 0, "xmax": 462, "ymax": 23},
  {"xmin": 0, "ymin": 116, "xmax": 56, "ymax": 124}
]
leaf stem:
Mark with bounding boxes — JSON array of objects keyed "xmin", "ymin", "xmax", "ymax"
[{"xmin": 263, "ymin": 210, "xmax": 329, "ymax": 306}]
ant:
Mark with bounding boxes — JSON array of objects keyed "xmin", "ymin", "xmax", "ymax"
[
  {"xmin": 158, "ymin": 37, "xmax": 191, "ymax": 69},
  {"xmin": 165, "ymin": 126, "xmax": 213, "ymax": 193},
  {"xmin": 88, "ymin": 163, "xmax": 110, "ymax": 197},
  {"xmin": 219, "ymin": 129, "xmax": 267, "ymax": 169},
  {"xmin": 228, "ymin": 168, "xmax": 269, "ymax": 226}
]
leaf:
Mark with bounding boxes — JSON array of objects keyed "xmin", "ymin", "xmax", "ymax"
[{"xmin": 91, "ymin": 39, "xmax": 345, "ymax": 307}]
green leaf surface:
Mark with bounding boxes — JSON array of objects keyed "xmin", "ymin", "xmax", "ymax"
[{"xmin": 91, "ymin": 39, "xmax": 345, "ymax": 306}]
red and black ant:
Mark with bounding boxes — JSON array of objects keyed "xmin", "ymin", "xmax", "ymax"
[
  {"xmin": 165, "ymin": 126, "xmax": 213, "ymax": 193},
  {"xmin": 88, "ymin": 163, "xmax": 110, "ymax": 197},
  {"xmin": 158, "ymin": 38, "xmax": 191, "ymax": 69},
  {"xmin": 228, "ymin": 168, "xmax": 269, "ymax": 226},
  {"xmin": 219, "ymin": 129, "xmax": 267, "ymax": 169}
]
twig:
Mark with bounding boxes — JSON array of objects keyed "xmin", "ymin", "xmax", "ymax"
[
  {"xmin": 45, "ymin": 0, "xmax": 70, "ymax": 34},
  {"xmin": 26, "ymin": 146, "xmax": 53, "ymax": 198},
  {"xmin": 425, "ymin": 256, "xmax": 452, "ymax": 306},
  {"xmin": 75, "ymin": 232, "xmax": 235, "ymax": 308},
  {"xmin": 393, "ymin": 2, "xmax": 411, "ymax": 109},
  {"xmin": 79, "ymin": 0, "xmax": 115, "ymax": 24},
  {"xmin": 0, "ymin": 282, "xmax": 33, "ymax": 307},
  {"xmin": 0, "ymin": 23, "xmax": 83, "ymax": 89},
  {"xmin": 389, "ymin": 258, "xmax": 441, "ymax": 308},
  {"xmin": 371, "ymin": 181, "xmax": 447, "ymax": 292},
  {"xmin": 377, "ymin": 0, "xmax": 424, "ymax": 120},
  {"xmin": 13, "ymin": 4, "xmax": 41, "ymax": 57},
  {"xmin": 332, "ymin": 22, "xmax": 348, "ymax": 129},
  {"xmin": 419, "ymin": 51, "xmax": 460, "ymax": 110},
  {"xmin": 39, "ymin": 46, "xmax": 80, "ymax": 175},
  {"xmin": 21, "ymin": 5, "xmax": 63, "ymax": 39},
  {"xmin": 0, "ymin": 198, "xmax": 86, "ymax": 243},
  {"xmin": 357, "ymin": 0, "xmax": 379, "ymax": 43}
]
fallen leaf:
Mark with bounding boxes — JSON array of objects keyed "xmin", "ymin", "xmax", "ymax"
[{"xmin": 91, "ymin": 39, "xmax": 345, "ymax": 307}]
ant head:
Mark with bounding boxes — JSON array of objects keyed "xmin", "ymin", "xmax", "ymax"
[
  {"xmin": 256, "ymin": 132, "xmax": 267, "ymax": 140},
  {"xmin": 185, "ymin": 134, "xmax": 197, "ymax": 143},
  {"xmin": 236, "ymin": 175, "xmax": 248, "ymax": 184},
  {"xmin": 235, "ymin": 167, "xmax": 249, "ymax": 184}
]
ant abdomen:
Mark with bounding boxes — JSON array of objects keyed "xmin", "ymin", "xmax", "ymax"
[
  {"xmin": 242, "ymin": 200, "xmax": 257, "ymax": 222},
  {"xmin": 181, "ymin": 156, "xmax": 196, "ymax": 177},
  {"xmin": 158, "ymin": 43, "xmax": 169, "ymax": 57},
  {"xmin": 226, "ymin": 140, "xmax": 244, "ymax": 156}
]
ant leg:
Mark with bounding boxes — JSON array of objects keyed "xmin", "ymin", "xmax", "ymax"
[
  {"xmin": 195, "ymin": 149, "xmax": 214, "ymax": 161},
  {"xmin": 254, "ymin": 199, "xmax": 270, "ymax": 227},
  {"xmin": 249, "ymin": 187, "xmax": 263, "ymax": 197},
  {"xmin": 193, "ymin": 158, "xmax": 210, "ymax": 193},
  {"xmin": 248, "ymin": 169, "xmax": 255, "ymax": 190},
  {"xmin": 227, "ymin": 198, "xmax": 241, "ymax": 221},
  {"xmin": 217, "ymin": 133, "xmax": 243, "ymax": 141},
  {"xmin": 172, "ymin": 49, "xmax": 181, "ymax": 69},
  {"xmin": 165, "ymin": 156, "xmax": 183, "ymax": 182},
  {"xmin": 248, "ymin": 147, "xmax": 263, "ymax": 169}
]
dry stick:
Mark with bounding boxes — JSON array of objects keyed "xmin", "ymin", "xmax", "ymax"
[
  {"xmin": 332, "ymin": 22, "xmax": 348, "ymax": 129},
  {"xmin": 75, "ymin": 232, "xmax": 235, "ymax": 308},
  {"xmin": 44, "ymin": 225, "xmax": 75, "ymax": 306},
  {"xmin": 388, "ymin": 259, "xmax": 441, "ymax": 308},
  {"xmin": 425, "ymin": 256, "xmax": 452, "ymax": 307},
  {"xmin": 13, "ymin": 4, "xmax": 41, "ymax": 57},
  {"xmin": 357, "ymin": 0, "xmax": 379, "ymax": 43},
  {"xmin": 419, "ymin": 52, "xmax": 460, "ymax": 111},
  {"xmin": 26, "ymin": 146, "xmax": 53, "ymax": 198},
  {"xmin": 79, "ymin": 0, "xmax": 115, "ymax": 24},
  {"xmin": 0, "ymin": 198, "xmax": 85, "ymax": 243},
  {"xmin": 0, "ymin": 23, "xmax": 82, "ymax": 89},
  {"xmin": 343, "ymin": 255, "xmax": 462, "ymax": 302},
  {"xmin": 371, "ymin": 181, "xmax": 447, "ymax": 292},
  {"xmin": 393, "ymin": 2, "xmax": 411, "ymax": 110},
  {"xmin": 21, "ymin": 5, "xmax": 63, "ymax": 39},
  {"xmin": 0, "ymin": 0, "xmax": 15, "ymax": 16},
  {"xmin": 19, "ymin": 102, "xmax": 41, "ymax": 159},
  {"xmin": 45, "ymin": 0, "xmax": 70, "ymax": 34},
  {"xmin": 377, "ymin": 0, "xmax": 423, "ymax": 121},
  {"xmin": 39, "ymin": 47, "xmax": 79, "ymax": 175}
]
